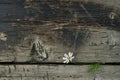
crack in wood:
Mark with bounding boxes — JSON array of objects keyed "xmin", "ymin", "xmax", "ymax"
[{"xmin": 0, "ymin": 62, "xmax": 120, "ymax": 65}]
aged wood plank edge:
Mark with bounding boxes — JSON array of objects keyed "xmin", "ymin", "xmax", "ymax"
[
  {"xmin": 0, "ymin": 77, "xmax": 119, "ymax": 80},
  {"xmin": 0, "ymin": 0, "xmax": 120, "ymax": 9},
  {"xmin": 0, "ymin": 65, "xmax": 119, "ymax": 79}
]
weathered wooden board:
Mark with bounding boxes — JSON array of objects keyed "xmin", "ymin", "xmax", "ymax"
[
  {"xmin": 0, "ymin": 0, "xmax": 120, "ymax": 26},
  {"xmin": 0, "ymin": 65, "xmax": 119, "ymax": 80},
  {"xmin": 0, "ymin": 0, "xmax": 120, "ymax": 80},
  {"xmin": 0, "ymin": 3, "xmax": 27, "ymax": 21},
  {"xmin": 0, "ymin": 0, "xmax": 21, "ymax": 4},
  {"xmin": 0, "ymin": 22, "xmax": 120, "ymax": 63},
  {"xmin": 0, "ymin": 0, "xmax": 120, "ymax": 63}
]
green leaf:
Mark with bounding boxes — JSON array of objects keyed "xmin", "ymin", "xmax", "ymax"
[{"xmin": 87, "ymin": 63, "xmax": 101, "ymax": 72}]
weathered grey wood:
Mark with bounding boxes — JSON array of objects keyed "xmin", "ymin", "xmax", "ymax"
[
  {"xmin": 0, "ymin": 0, "xmax": 120, "ymax": 63},
  {"xmin": 0, "ymin": 3, "xmax": 27, "ymax": 21},
  {"xmin": 0, "ymin": 22, "xmax": 120, "ymax": 62},
  {"xmin": 0, "ymin": 0, "xmax": 120, "ymax": 24},
  {"xmin": 0, "ymin": 0, "xmax": 119, "ymax": 80},
  {"xmin": 0, "ymin": 65, "xmax": 119, "ymax": 80}
]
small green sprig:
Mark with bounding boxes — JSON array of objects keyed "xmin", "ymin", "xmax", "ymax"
[{"xmin": 87, "ymin": 63, "xmax": 101, "ymax": 72}]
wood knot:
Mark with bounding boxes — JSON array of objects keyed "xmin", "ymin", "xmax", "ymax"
[
  {"xmin": 0, "ymin": 32, "xmax": 7, "ymax": 41},
  {"xmin": 30, "ymin": 37, "xmax": 48, "ymax": 62},
  {"xmin": 107, "ymin": 34, "xmax": 119, "ymax": 49}
]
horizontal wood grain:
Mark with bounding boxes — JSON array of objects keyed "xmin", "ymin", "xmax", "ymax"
[
  {"xmin": 0, "ymin": 0, "xmax": 120, "ymax": 63},
  {"xmin": 0, "ymin": 0, "xmax": 120, "ymax": 80},
  {"xmin": 0, "ymin": 0, "xmax": 119, "ymax": 25},
  {"xmin": 0, "ymin": 22, "xmax": 120, "ymax": 63},
  {"xmin": 0, "ymin": 3, "xmax": 27, "ymax": 21},
  {"xmin": 0, "ymin": 65, "xmax": 119, "ymax": 80},
  {"xmin": 1, "ymin": 0, "xmax": 120, "ymax": 7}
]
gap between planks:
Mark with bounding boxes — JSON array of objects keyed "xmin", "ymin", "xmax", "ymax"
[{"xmin": 0, "ymin": 62, "xmax": 119, "ymax": 65}]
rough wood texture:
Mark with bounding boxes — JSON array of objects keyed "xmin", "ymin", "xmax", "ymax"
[
  {"xmin": 0, "ymin": 0, "xmax": 120, "ymax": 24},
  {"xmin": 0, "ymin": 0, "xmax": 120, "ymax": 80},
  {"xmin": 0, "ymin": 23, "xmax": 120, "ymax": 63},
  {"xmin": 0, "ymin": 0, "xmax": 120, "ymax": 63},
  {"xmin": 0, "ymin": 65, "xmax": 119, "ymax": 80}
]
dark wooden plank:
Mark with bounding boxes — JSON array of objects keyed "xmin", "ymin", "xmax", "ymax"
[
  {"xmin": 0, "ymin": 65, "xmax": 119, "ymax": 80},
  {"xmin": 0, "ymin": 0, "xmax": 25, "ymax": 4},
  {"xmin": 0, "ymin": 22, "xmax": 120, "ymax": 63},
  {"xmin": 0, "ymin": 0, "xmax": 120, "ymax": 63},
  {"xmin": 0, "ymin": 3, "xmax": 27, "ymax": 21},
  {"xmin": 0, "ymin": 0, "xmax": 120, "ymax": 27}
]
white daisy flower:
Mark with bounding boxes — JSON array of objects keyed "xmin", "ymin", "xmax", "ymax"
[{"xmin": 63, "ymin": 52, "xmax": 75, "ymax": 63}]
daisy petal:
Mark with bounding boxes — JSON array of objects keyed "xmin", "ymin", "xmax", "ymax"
[
  {"xmin": 63, "ymin": 60, "xmax": 67, "ymax": 63},
  {"xmin": 63, "ymin": 60, "xmax": 68, "ymax": 63},
  {"xmin": 66, "ymin": 59, "xmax": 69, "ymax": 63},
  {"xmin": 70, "ymin": 56, "xmax": 74, "ymax": 61},
  {"xmin": 63, "ymin": 57, "xmax": 67, "ymax": 60},
  {"xmin": 72, "ymin": 56, "xmax": 75, "ymax": 59},
  {"xmin": 66, "ymin": 60, "xmax": 69, "ymax": 64},
  {"xmin": 68, "ymin": 52, "xmax": 73, "ymax": 57},
  {"xmin": 64, "ymin": 53, "xmax": 68, "ymax": 57}
]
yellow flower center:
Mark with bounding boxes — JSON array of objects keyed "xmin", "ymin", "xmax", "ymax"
[{"xmin": 67, "ymin": 56, "xmax": 71, "ymax": 60}]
